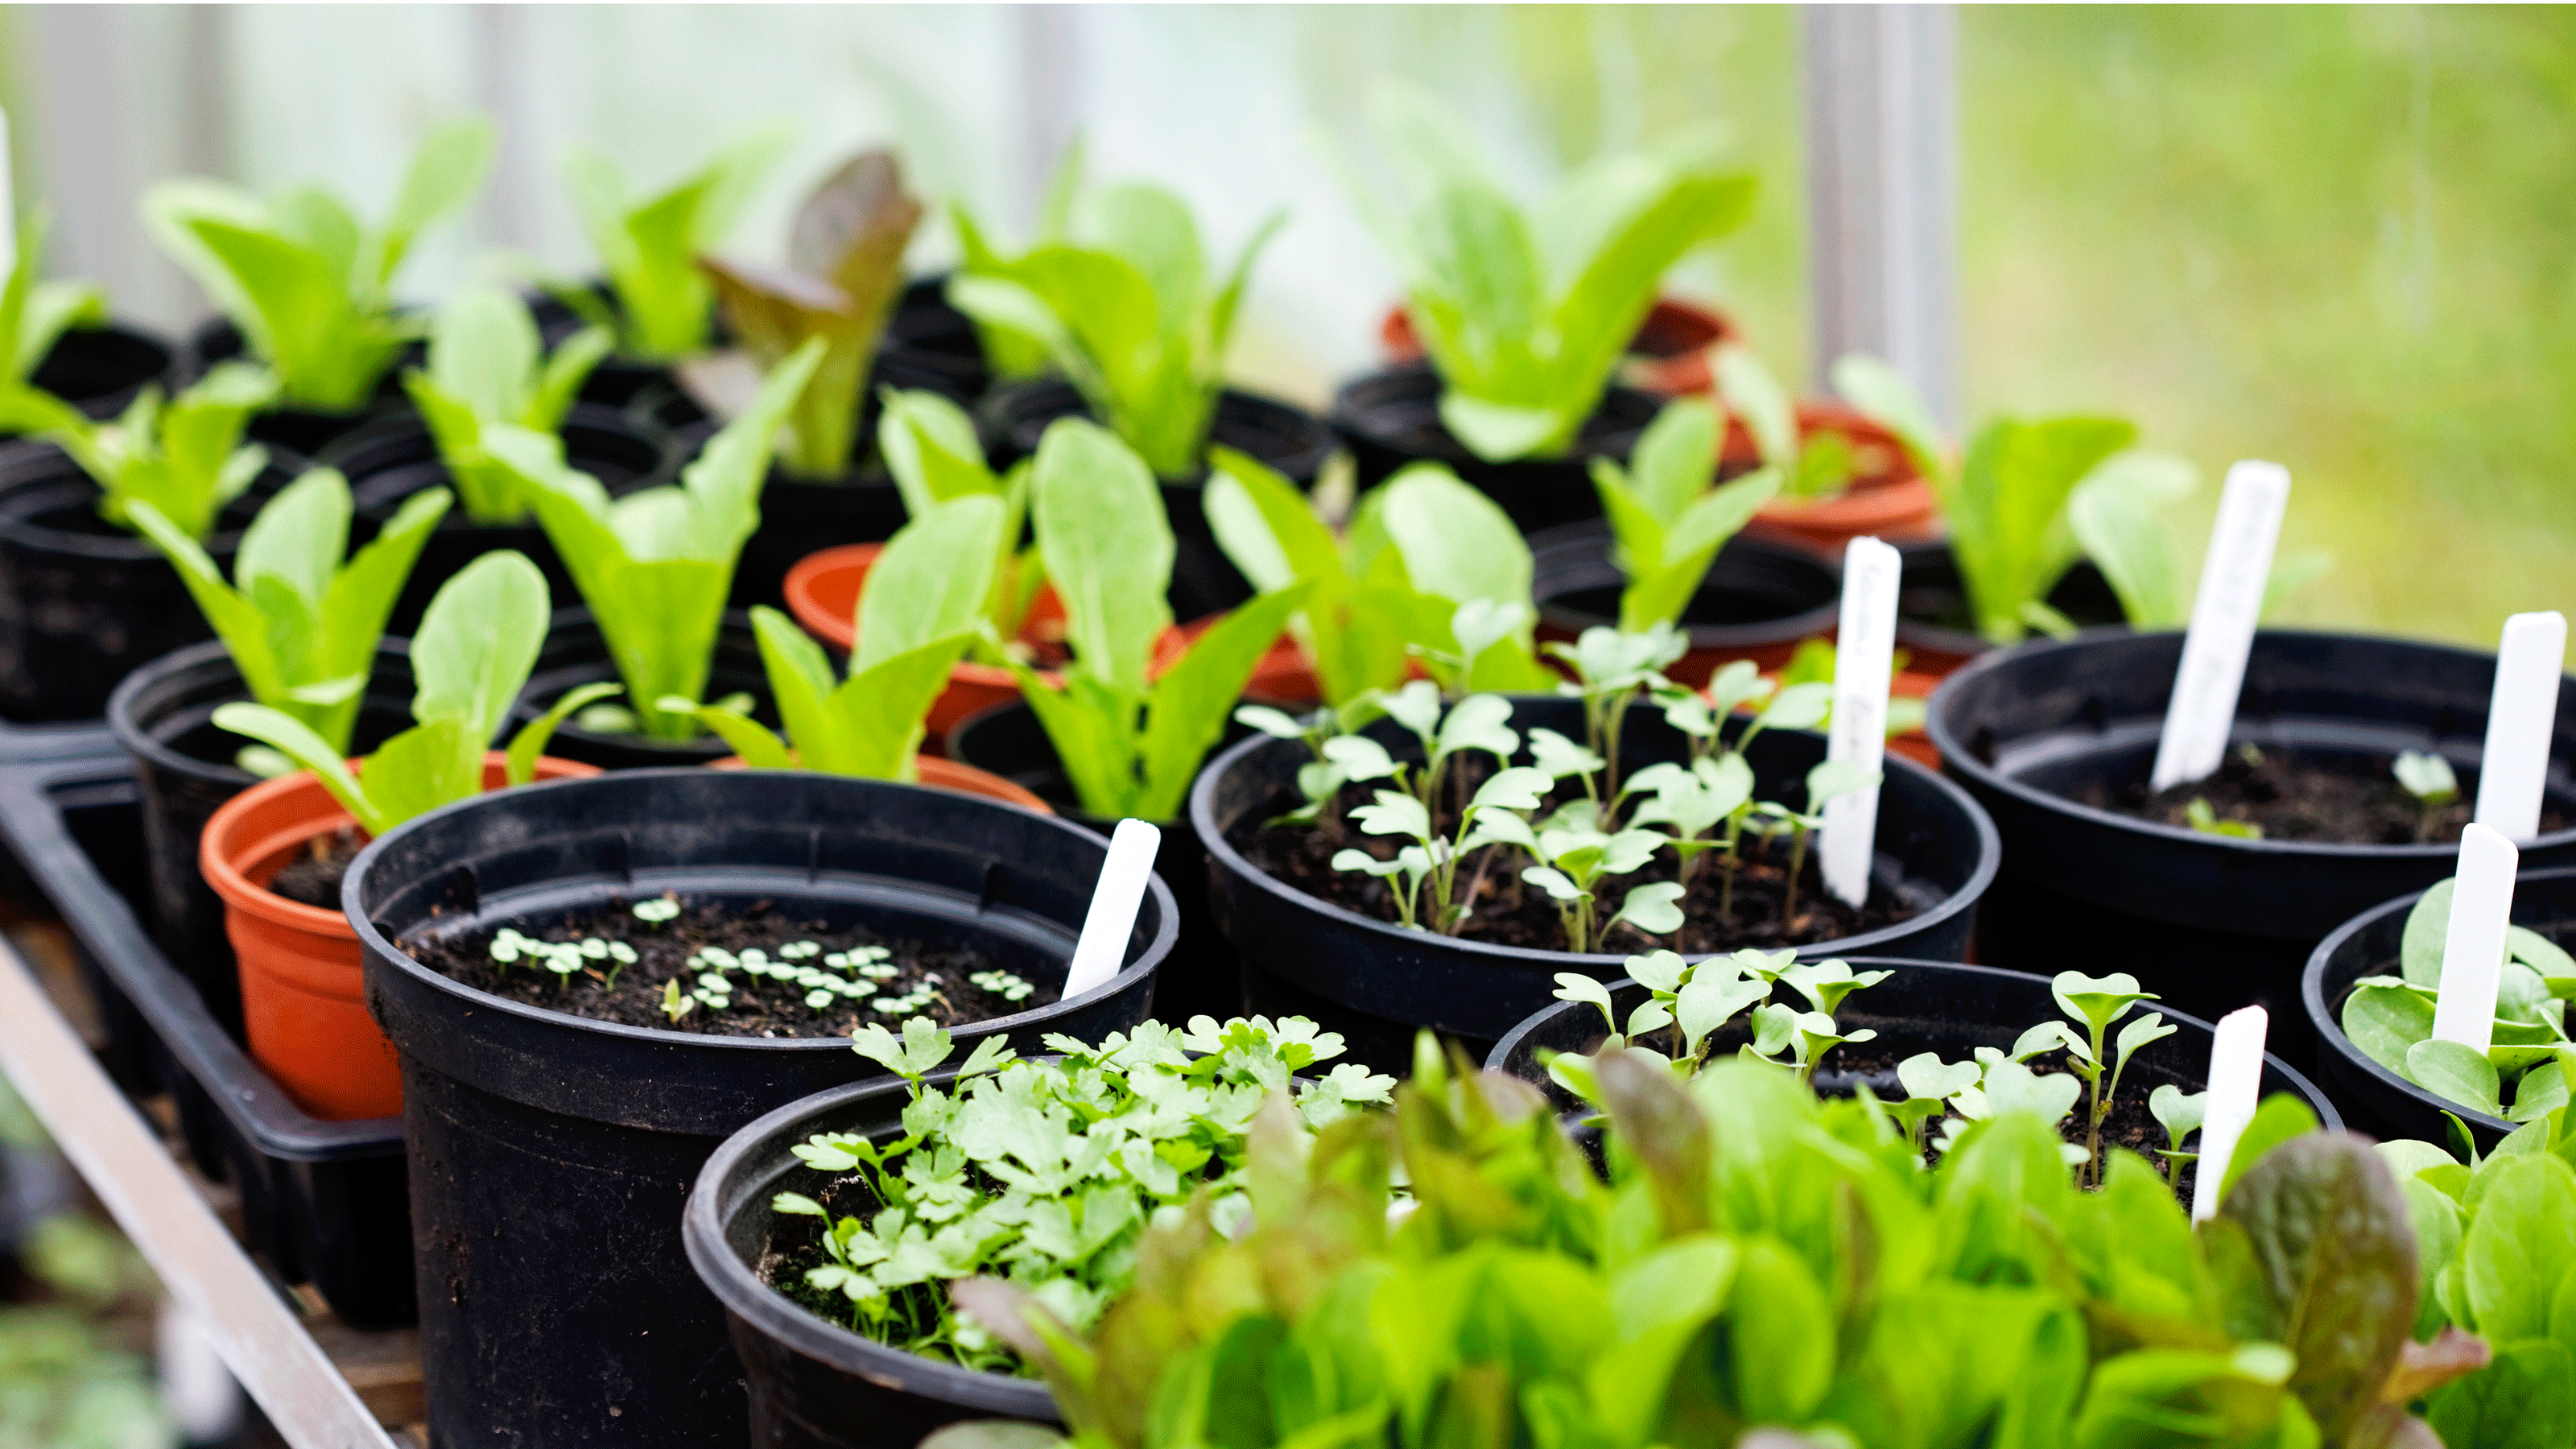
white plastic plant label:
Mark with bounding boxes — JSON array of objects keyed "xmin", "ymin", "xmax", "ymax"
[
  {"xmin": 1822, "ymin": 536, "xmax": 1901, "ymax": 908},
  {"xmin": 2430, "ymin": 823, "xmax": 2521, "ymax": 1054},
  {"xmin": 2190, "ymin": 1003, "xmax": 2270, "ymax": 1224},
  {"xmin": 2150, "ymin": 460, "xmax": 2292, "ymax": 791},
  {"xmin": 2474, "ymin": 611, "xmax": 2567, "ymax": 844},
  {"xmin": 1063, "ymin": 818, "xmax": 1162, "ymax": 999}
]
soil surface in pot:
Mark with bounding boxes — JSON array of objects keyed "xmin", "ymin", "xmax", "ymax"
[
  {"xmin": 270, "ymin": 828, "xmax": 364, "ymax": 907},
  {"xmin": 2087, "ymin": 745, "xmax": 2551, "ymax": 845},
  {"xmin": 1823, "ymin": 1049, "xmax": 2186, "ymax": 1187},
  {"xmin": 402, "ymin": 895, "xmax": 1058, "ymax": 1037},
  {"xmin": 1230, "ymin": 774, "xmax": 1919, "ymax": 953}
]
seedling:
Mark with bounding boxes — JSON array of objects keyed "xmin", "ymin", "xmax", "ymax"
[
  {"xmin": 774, "ymin": 1016, "xmax": 1389, "ymax": 1366},
  {"xmin": 402, "ymin": 285, "xmax": 613, "ymax": 525},
  {"xmin": 701, "ymin": 151, "xmax": 923, "ymax": 479},
  {"xmin": 667, "ymin": 494, "xmax": 1003, "ymax": 778},
  {"xmin": 126, "ymin": 467, "xmax": 450, "ymax": 770},
  {"xmin": 2149, "ymin": 1084, "xmax": 2207, "ymax": 1191},
  {"xmin": 145, "ymin": 119, "xmax": 493, "ymax": 410},
  {"xmin": 951, "ymin": 180, "xmax": 1279, "ymax": 478},
  {"xmin": 0, "ymin": 205, "xmax": 106, "ymax": 391},
  {"xmin": 874, "ymin": 389, "xmax": 1041, "ymax": 637},
  {"xmin": 940, "ymin": 138, "xmax": 1086, "ymax": 380},
  {"xmin": 2396, "ymin": 749, "xmax": 2461, "ymax": 842},
  {"xmin": 210, "ymin": 551, "xmax": 605, "ymax": 838},
  {"xmin": 1587, "ymin": 398, "xmax": 1780, "ymax": 631},
  {"xmin": 0, "ymin": 363, "xmax": 276, "ymax": 541},
  {"xmin": 1348, "ymin": 81, "xmax": 1755, "ymax": 461},
  {"xmin": 2339, "ymin": 877, "xmax": 2576, "ymax": 1121},
  {"xmin": 630, "ymin": 897, "xmax": 680, "ymax": 925},
  {"xmin": 2183, "ymin": 797, "xmax": 2262, "ymax": 840},
  {"xmin": 1000, "ymin": 419, "xmax": 1312, "ymax": 822},
  {"xmin": 495, "ymin": 337, "xmax": 822, "ymax": 742},
  {"xmin": 558, "ymin": 126, "xmax": 790, "ymax": 361},
  {"xmin": 2050, "ymin": 970, "xmax": 2174, "ymax": 1187}
]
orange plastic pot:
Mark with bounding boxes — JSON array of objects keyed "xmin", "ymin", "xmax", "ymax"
[
  {"xmin": 203, "ymin": 753, "xmax": 598, "ymax": 1120},
  {"xmin": 707, "ymin": 754, "xmax": 1054, "ymax": 814},
  {"xmin": 1736, "ymin": 400, "xmax": 1942, "ymax": 555},
  {"xmin": 1379, "ymin": 295, "xmax": 1740, "ymax": 398},
  {"xmin": 786, "ymin": 544, "xmax": 1321, "ymax": 731}
]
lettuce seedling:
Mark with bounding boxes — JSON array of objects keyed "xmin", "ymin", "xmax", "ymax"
[
  {"xmin": 0, "ymin": 207, "xmax": 107, "ymax": 390},
  {"xmin": 0, "ymin": 363, "xmax": 277, "ymax": 540},
  {"xmin": 948, "ymin": 138, "xmax": 1088, "ymax": 381},
  {"xmin": 126, "ymin": 467, "xmax": 450, "ymax": 765},
  {"xmin": 1349, "ymin": 81, "xmax": 1756, "ymax": 462},
  {"xmin": 2395, "ymin": 749, "xmax": 2461, "ymax": 843},
  {"xmin": 143, "ymin": 119, "xmax": 493, "ymax": 411},
  {"xmin": 559, "ymin": 126, "xmax": 790, "ymax": 361},
  {"xmin": 212, "ymin": 550, "xmax": 602, "ymax": 837},
  {"xmin": 1589, "ymin": 398, "xmax": 1780, "ymax": 630},
  {"xmin": 669, "ymin": 494, "xmax": 1001, "ymax": 778},
  {"xmin": 876, "ymin": 388, "xmax": 1041, "ymax": 635},
  {"xmin": 700, "ymin": 151, "xmax": 922, "ymax": 480},
  {"xmin": 497, "ymin": 337, "xmax": 823, "ymax": 742},
  {"xmin": 2149, "ymin": 1084, "xmax": 2207, "ymax": 1190},
  {"xmin": 402, "ymin": 284, "xmax": 613, "ymax": 525},
  {"xmin": 950, "ymin": 180, "xmax": 1281, "ymax": 478},
  {"xmin": 1002, "ymin": 419, "xmax": 1313, "ymax": 821},
  {"xmin": 2339, "ymin": 877, "xmax": 2576, "ymax": 1122}
]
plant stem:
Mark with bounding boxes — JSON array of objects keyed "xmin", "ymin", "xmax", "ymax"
[{"xmin": 1784, "ymin": 827, "xmax": 1811, "ymax": 927}]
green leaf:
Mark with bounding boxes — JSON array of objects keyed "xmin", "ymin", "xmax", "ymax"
[
  {"xmin": 2066, "ymin": 451, "xmax": 2199, "ymax": 630},
  {"xmin": 506, "ymin": 681, "xmax": 620, "ymax": 786},
  {"xmin": 1947, "ymin": 415, "xmax": 2137, "ymax": 645},
  {"xmin": 2220, "ymin": 1094, "xmax": 2326, "ymax": 1205},
  {"xmin": 411, "ymin": 551, "xmax": 550, "ymax": 743},
  {"xmin": 2463, "ymin": 1154, "xmax": 2576, "ymax": 1347},
  {"xmin": 1377, "ymin": 464, "xmax": 1532, "ymax": 617},
  {"xmin": 2212, "ymin": 1131, "xmax": 2420, "ymax": 1440},
  {"xmin": 1728, "ymin": 1237, "xmax": 1833, "ymax": 1423},
  {"xmin": 2344, "ymin": 983, "xmax": 2438, "ymax": 1076},
  {"xmin": 210, "ymin": 702, "xmax": 382, "ymax": 836},
  {"xmin": 1031, "ymin": 419, "xmax": 1173, "ymax": 697},
  {"xmin": 1133, "ymin": 583, "xmax": 1313, "ymax": 821},
  {"xmin": 2427, "ymin": 1340, "xmax": 2576, "ymax": 1449},
  {"xmin": 2404, "ymin": 878, "xmax": 2457, "ymax": 990},
  {"xmin": 2410, "ymin": 1039, "xmax": 2508, "ymax": 1118},
  {"xmin": 374, "ymin": 118, "xmax": 494, "ymax": 287},
  {"xmin": 1830, "ymin": 353, "xmax": 1948, "ymax": 486}
]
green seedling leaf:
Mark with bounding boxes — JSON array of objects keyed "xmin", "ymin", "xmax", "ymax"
[
  {"xmin": 566, "ymin": 126, "xmax": 789, "ymax": 360},
  {"xmin": 2344, "ymin": 983, "xmax": 2437, "ymax": 1075},
  {"xmin": 2409, "ymin": 1039, "xmax": 2508, "ymax": 1118}
]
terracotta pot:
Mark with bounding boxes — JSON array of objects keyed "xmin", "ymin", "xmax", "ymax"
[
  {"xmin": 202, "ymin": 752, "xmax": 598, "ymax": 1120},
  {"xmin": 785, "ymin": 546, "xmax": 1319, "ymax": 736},
  {"xmin": 1379, "ymin": 296, "xmax": 1740, "ymax": 398},
  {"xmin": 707, "ymin": 753, "xmax": 1055, "ymax": 815},
  {"xmin": 1736, "ymin": 400, "xmax": 1942, "ymax": 555}
]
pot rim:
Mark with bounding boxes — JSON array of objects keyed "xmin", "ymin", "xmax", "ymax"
[
  {"xmin": 1187, "ymin": 696, "xmax": 2000, "ymax": 971},
  {"xmin": 109, "ymin": 638, "xmax": 415, "ymax": 790},
  {"xmin": 679, "ymin": 1067, "xmax": 1059, "ymax": 1418},
  {"xmin": 2296, "ymin": 869, "xmax": 2576, "ymax": 1139},
  {"xmin": 0, "ymin": 441, "xmax": 266, "ymax": 561},
  {"xmin": 708, "ymin": 757, "xmax": 1056, "ymax": 816},
  {"xmin": 1530, "ymin": 526, "xmax": 1843, "ymax": 649},
  {"xmin": 1926, "ymin": 626, "xmax": 2576, "ymax": 861},
  {"xmin": 1326, "ymin": 362, "xmax": 1662, "ymax": 463},
  {"xmin": 1488, "ymin": 955, "xmax": 2345, "ymax": 1127},
  {"xmin": 343, "ymin": 767, "xmax": 1177, "ymax": 1055}
]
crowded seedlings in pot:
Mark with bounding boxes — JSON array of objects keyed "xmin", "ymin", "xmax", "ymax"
[{"xmin": 2339, "ymin": 877, "xmax": 2576, "ymax": 1121}]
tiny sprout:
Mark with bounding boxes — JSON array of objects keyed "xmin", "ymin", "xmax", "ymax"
[
  {"xmin": 696, "ymin": 973, "xmax": 733, "ymax": 997},
  {"xmin": 804, "ymin": 989, "xmax": 835, "ymax": 1009},
  {"xmin": 2394, "ymin": 749, "xmax": 2459, "ymax": 842},
  {"xmin": 700, "ymin": 947, "xmax": 739, "ymax": 971},
  {"xmin": 780, "ymin": 941, "xmax": 822, "ymax": 960},
  {"xmin": 580, "ymin": 937, "xmax": 609, "ymax": 960},
  {"xmin": 661, "ymin": 979, "xmax": 694, "ymax": 1022},
  {"xmin": 607, "ymin": 942, "xmax": 637, "ymax": 965},
  {"xmin": 632, "ymin": 897, "xmax": 681, "ymax": 924},
  {"xmin": 824, "ymin": 952, "xmax": 850, "ymax": 969},
  {"xmin": 861, "ymin": 962, "xmax": 900, "ymax": 981},
  {"xmin": 969, "ymin": 969, "xmax": 1036, "ymax": 1004},
  {"xmin": 2183, "ymin": 798, "xmax": 2261, "ymax": 840},
  {"xmin": 489, "ymin": 935, "xmax": 522, "ymax": 965},
  {"xmin": 739, "ymin": 948, "xmax": 770, "ymax": 968}
]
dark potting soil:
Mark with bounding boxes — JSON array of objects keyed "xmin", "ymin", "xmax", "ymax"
[
  {"xmin": 2091, "ymin": 747, "xmax": 2551, "ymax": 846},
  {"xmin": 267, "ymin": 828, "xmax": 365, "ymax": 908},
  {"xmin": 401, "ymin": 896, "xmax": 1056, "ymax": 1038},
  {"xmin": 1230, "ymin": 777, "xmax": 1919, "ymax": 954}
]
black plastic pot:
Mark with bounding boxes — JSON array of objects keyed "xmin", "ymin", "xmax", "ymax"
[
  {"xmin": 0, "ymin": 441, "xmax": 290, "ymax": 724},
  {"xmin": 1193, "ymin": 696, "xmax": 2000, "ymax": 1074},
  {"xmin": 1329, "ymin": 364, "xmax": 1662, "ymax": 537},
  {"xmin": 1895, "ymin": 540, "xmax": 2125, "ymax": 674},
  {"xmin": 509, "ymin": 608, "xmax": 774, "ymax": 770},
  {"xmin": 0, "ymin": 756, "xmax": 412, "ymax": 1324},
  {"xmin": 2302, "ymin": 866, "xmax": 2576, "ymax": 1150},
  {"xmin": 184, "ymin": 316, "xmax": 411, "ymax": 457},
  {"xmin": 349, "ymin": 769, "xmax": 1174, "ymax": 1449},
  {"xmin": 1530, "ymin": 520, "xmax": 1841, "ymax": 671},
  {"xmin": 25, "ymin": 323, "xmax": 175, "ymax": 420},
  {"xmin": 979, "ymin": 380, "xmax": 1337, "ymax": 621},
  {"xmin": 105, "ymin": 640, "xmax": 419, "ymax": 1033},
  {"xmin": 325, "ymin": 404, "xmax": 671, "ymax": 633},
  {"xmin": 1488, "ymin": 957, "xmax": 2343, "ymax": 1133},
  {"xmin": 1928, "ymin": 629, "xmax": 2576, "ymax": 1075},
  {"xmin": 684, "ymin": 1069, "xmax": 1055, "ymax": 1449},
  {"xmin": 946, "ymin": 700, "xmax": 1239, "ymax": 1029}
]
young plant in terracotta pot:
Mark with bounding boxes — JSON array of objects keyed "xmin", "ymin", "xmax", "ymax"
[
  {"xmin": 1, "ymin": 204, "xmax": 171, "ymax": 423},
  {"xmin": 671, "ymin": 493, "xmax": 1047, "ymax": 810},
  {"xmin": 1331, "ymin": 81, "xmax": 1755, "ymax": 535},
  {"xmin": 200, "ymin": 549, "xmax": 604, "ymax": 1119},
  {"xmin": 948, "ymin": 175, "xmax": 1333, "ymax": 617},
  {"xmin": 1534, "ymin": 394, "xmax": 1836, "ymax": 679},
  {"xmin": 1715, "ymin": 343, "xmax": 1942, "ymax": 554},
  {"xmin": 1194, "ymin": 617, "xmax": 1997, "ymax": 1072},
  {"xmin": 684, "ymin": 1014, "xmax": 1394, "ymax": 1447},
  {"xmin": 0, "ymin": 362, "xmax": 295, "ymax": 720},
  {"xmin": 145, "ymin": 118, "xmax": 492, "ymax": 451},
  {"xmin": 947, "ymin": 419, "xmax": 1315, "ymax": 1027},
  {"xmin": 1379, "ymin": 291, "xmax": 1741, "ymax": 398},
  {"xmin": 111, "ymin": 465, "xmax": 451, "ymax": 1022},
  {"xmin": 489, "ymin": 338, "xmax": 823, "ymax": 769}
]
